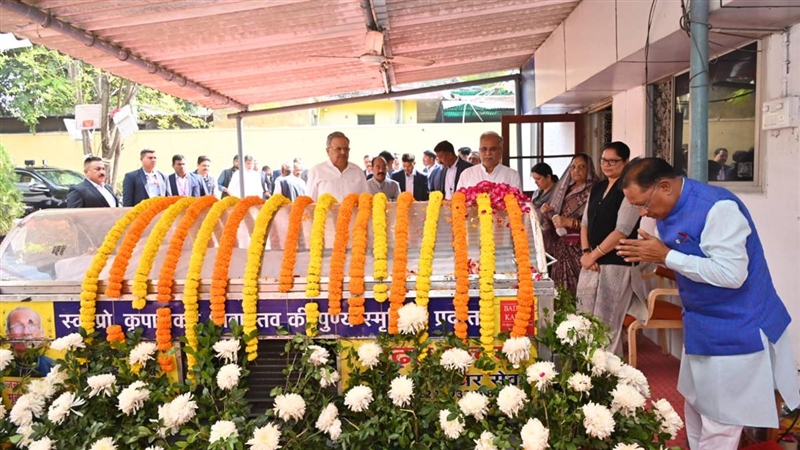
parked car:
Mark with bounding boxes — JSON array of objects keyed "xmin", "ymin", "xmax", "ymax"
[{"xmin": 14, "ymin": 165, "xmax": 85, "ymax": 214}]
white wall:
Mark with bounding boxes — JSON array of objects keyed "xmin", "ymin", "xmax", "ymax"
[{"xmin": 611, "ymin": 86, "xmax": 648, "ymax": 157}]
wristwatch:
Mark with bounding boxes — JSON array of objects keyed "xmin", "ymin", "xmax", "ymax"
[{"xmin": 582, "ymin": 248, "xmax": 591, "ymax": 254}]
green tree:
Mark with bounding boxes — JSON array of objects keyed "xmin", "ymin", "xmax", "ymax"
[
  {"xmin": 0, "ymin": 45, "xmax": 209, "ymax": 186},
  {"xmin": 0, "ymin": 143, "xmax": 25, "ymax": 236}
]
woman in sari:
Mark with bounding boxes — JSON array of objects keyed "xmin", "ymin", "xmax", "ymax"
[
  {"xmin": 540, "ymin": 154, "xmax": 597, "ymax": 294},
  {"xmin": 530, "ymin": 162, "xmax": 559, "ymax": 209}
]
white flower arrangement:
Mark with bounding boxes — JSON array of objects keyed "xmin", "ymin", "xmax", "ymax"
[
  {"xmin": 209, "ymin": 419, "xmax": 239, "ymax": 443},
  {"xmin": 27, "ymin": 378, "xmax": 57, "ymax": 400},
  {"xmin": 473, "ymin": 430, "xmax": 497, "ymax": 450},
  {"xmin": 248, "ymin": 423, "xmax": 282, "ymax": 450},
  {"xmin": 306, "ymin": 344, "xmax": 330, "ymax": 367},
  {"xmin": 88, "ymin": 437, "xmax": 117, "ymax": 450},
  {"xmin": 581, "ymin": 402, "xmax": 615, "ymax": 440},
  {"xmin": 9, "ymin": 393, "xmax": 46, "ymax": 427},
  {"xmin": 274, "ymin": 393, "xmax": 307, "ymax": 422},
  {"xmin": 315, "ymin": 403, "xmax": 339, "ymax": 438},
  {"xmin": 496, "ymin": 385, "xmax": 527, "ymax": 418},
  {"xmin": 0, "ymin": 403, "xmax": 5, "ymax": 421},
  {"xmin": 520, "ymin": 418, "xmax": 549, "ymax": 450},
  {"xmin": 319, "ymin": 367, "xmax": 340, "ymax": 388},
  {"xmin": 502, "ymin": 336, "xmax": 531, "ymax": 367},
  {"xmin": 566, "ymin": 372, "xmax": 592, "ymax": 393},
  {"xmin": 158, "ymin": 393, "xmax": 198, "ymax": 433},
  {"xmin": 344, "ymin": 385, "xmax": 374, "ymax": 413},
  {"xmin": 0, "ymin": 348, "xmax": 13, "ymax": 371},
  {"xmin": 128, "ymin": 341, "xmax": 158, "ymax": 366},
  {"xmin": 438, "ymin": 409, "xmax": 464, "ymax": 440},
  {"xmin": 610, "ymin": 384, "xmax": 646, "ymax": 417},
  {"xmin": 439, "ymin": 348, "xmax": 474, "ymax": 373},
  {"xmin": 86, "ymin": 374, "xmax": 117, "ymax": 398},
  {"xmin": 45, "ymin": 364, "xmax": 68, "ymax": 386},
  {"xmin": 388, "ymin": 375, "xmax": 414, "ymax": 407},
  {"xmin": 526, "ymin": 361, "xmax": 558, "ymax": 392},
  {"xmin": 614, "ymin": 444, "xmax": 644, "ymax": 450},
  {"xmin": 397, "ymin": 303, "xmax": 428, "ymax": 334},
  {"xmin": 49, "ymin": 333, "xmax": 85, "ymax": 352},
  {"xmin": 356, "ymin": 342, "xmax": 382, "ymax": 369},
  {"xmin": 555, "ymin": 314, "xmax": 591, "ymax": 346},
  {"xmin": 117, "ymin": 381, "xmax": 150, "ymax": 416},
  {"xmin": 458, "ymin": 391, "xmax": 490, "ymax": 421},
  {"xmin": 213, "ymin": 338, "xmax": 241, "ymax": 364},
  {"xmin": 653, "ymin": 398, "xmax": 684, "ymax": 439},
  {"xmin": 47, "ymin": 391, "xmax": 86, "ymax": 425},
  {"xmin": 617, "ymin": 364, "xmax": 651, "ymax": 398},
  {"xmin": 216, "ymin": 363, "xmax": 242, "ymax": 391},
  {"xmin": 28, "ymin": 436, "xmax": 55, "ymax": 450}
]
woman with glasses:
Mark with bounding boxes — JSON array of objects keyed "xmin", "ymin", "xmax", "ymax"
[
  {"xmin": 576, "ymin": 142, "xmax": 647, "ymax": 354},
  {"xmin": 540, "ymin": 154, "xmax": 598, "ymax": 294}
]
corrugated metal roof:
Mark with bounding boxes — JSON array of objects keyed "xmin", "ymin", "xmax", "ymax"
[{"xmin": 0, "ymin": 0, "xmax": 580, "ymax": 110}]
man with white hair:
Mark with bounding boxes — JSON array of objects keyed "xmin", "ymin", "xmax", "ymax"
[
  {"xmin": 273, "ymin": 161, "xmax": 306, "ymax": 201},
  {"xmin": 306, "ymin": 131, "xmax": 367, "ymax": 200},
  {"xmin": 456, "ymin": 131, "xmax": 521, "ymax": 190}
]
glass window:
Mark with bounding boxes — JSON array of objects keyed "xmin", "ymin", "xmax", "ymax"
[
  {"xmin": 36, "ymin": 169, "xmax": 84, "ymax": 187},
  {"xmin": 357, "ymin": 114, "xmax": 375, "ymax": 125}
]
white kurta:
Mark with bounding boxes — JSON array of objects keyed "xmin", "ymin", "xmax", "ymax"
[
  {"xmin": 306, "ymin": 160, "xmax": 368, "ymax": 201},
  {"xmin": 227, "ymin": 169, "xmax": 263, "ymax": 198},
  {"xmin": 455, "ymin": 164, "xmax": 521, "ymax": 191}
]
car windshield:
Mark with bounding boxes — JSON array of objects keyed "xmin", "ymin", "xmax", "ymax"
[{"xmin": 36, "ymin": 169, "xmax": 84, "ymax": 187}]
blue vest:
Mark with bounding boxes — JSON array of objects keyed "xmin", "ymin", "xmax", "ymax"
[{"xmin": 656, "ymin": 178, "xmax": 790, "ymax": 356}]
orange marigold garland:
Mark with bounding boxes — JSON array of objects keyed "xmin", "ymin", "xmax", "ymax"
[
  {"xmin": 156, "ymin": 196, "xmax": 218, "ymax": 303},
  {"xmin": 504, "ymin": 194, "xmax": 536, "ymax": 338},
  {"xmin": 105, "ymin": 196, "xmax": 182, "ymax": 298},
  {"xmin": 451, "ymin": 192, "xmax": 471, "ymax": 341},
  {"xmin": 105, "ymin": 324, "xmax": 125, "ymax": 344},
  {"xmin": 348, "ymin": 193, "xmax": 373, "ymax": 325},
  {"xmin": 210, "ymin": 196, "xmax": 265, "ymax": 326},
  {"xmin": 243, "ymin": 194, "xmax": 290, "ymax": 361},
  {"xmin": 388, "ymin": 192, "xmax": 414, "ymax": 334},
  {"xmin": 132, "ymin": 197, "xmax": 197, "ymax": 309},
  {"xmin": 156, "ymin": 307, "xmax": 174, "ymax": 372},
  {"xmin": 278, "ymin": 196, "xmax": 314, "ymax": 292},
  {"xmin": 328, "ymin": 194, "xmax": 359, "ymax": 317},
  {"xmin": 371, "ymin": 193, "xmax": 389, "ymax": 302},
  {"xmin": 80, "ymin": 198, "xmax": 158, "ymax": 335}
]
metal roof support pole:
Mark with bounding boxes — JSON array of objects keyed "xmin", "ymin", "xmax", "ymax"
[
  {"xmin": 689, "ymin": 0, "xmax": 709, "ymax": 182},
  {"xmin": 236, "ymin": 116, "xmax": 245, "ymax": 196},
  {"xmin": 0, "ymin": 0, "xmax": 245, "ymax": 110}
]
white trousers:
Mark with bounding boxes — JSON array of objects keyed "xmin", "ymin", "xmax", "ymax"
[{"xmin": 685, "ymin": 400, "xmax": 743, "ymax": 450}]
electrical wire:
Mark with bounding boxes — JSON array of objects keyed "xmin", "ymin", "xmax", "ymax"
[
  {"xmin": 777, "ymin": 408, "xmax": 800, "ymax": 443},
  {"xmin": 644, "ymin": 0, "xmax": 658, "ymax": 109}
]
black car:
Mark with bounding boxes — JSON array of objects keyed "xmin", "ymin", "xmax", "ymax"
[{"xmin": 14, "ymin": 165, "xmax": 85, "ymax": 215}]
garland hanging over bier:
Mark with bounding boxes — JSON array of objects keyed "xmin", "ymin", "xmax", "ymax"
[
  {"xmin": 414, "ymin": 191, "xmax": 443, "ymax": 314},
  {"xmin": 348, "ymin": 193, "xmax": 373, "ymax": 325},
  {"xmin": 389, "ymin": 192, "xmax": 414, "ymax": 334},
  {"xmin": 328, "ymin": 194, "xmax": 359, "ymax": 317},
  {"xmin": 450, "ymin": 192, "xmax": 470, "ymax": 341},
  {"xmin": 476, "ymin": 193, "xmax": 496, "ymax": 354},
  {"xmin": 278, "ymin": 196, "xmax": 314, "ymax": 292},
  {"xmin": 306, "ymin": 193, "xmax": 338, "ymax": 336},
  {"xmin": 371, "ymin": 193, "xmax": 389, "ymax": 303},
  {"xmin": 504, "ymin": 193, "xmax": 536, "ymax": 338}
]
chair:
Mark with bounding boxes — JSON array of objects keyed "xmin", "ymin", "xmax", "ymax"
[{"xmin": 624, "ymin": 266, "xmax": 684, "ymax": 367}]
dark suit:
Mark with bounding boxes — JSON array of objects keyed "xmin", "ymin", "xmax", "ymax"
[
  {"xmin": 67, "ymin": 179, "xmax": 119, "ymax": 208},
  {"xmin": 168, "ymin": 173, "xmax": 203, "ymax": 197},
  {"xmin": 428, "ymin": 159, "xmax": 472, "ymax": 195},
  {"xmin": 261, "ymin": 172, "xmax": 274, "ymax": 198},
  {"xmin": 391, "ymin": 170, "xmax": 429, "ymax": 201},
  {"xmin": 122, "ymin": 168, "xmax": 171, "ymax": 207}
]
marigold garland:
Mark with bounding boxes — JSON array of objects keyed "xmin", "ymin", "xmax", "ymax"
[
  {"xmin": 305, "ymin": 194, "xmax": 337, "ymax": 336},
  {"xmin": 348, "ymin": 193, "xmax": 373, "ymax": 325},
  {"xmin": 183, "ymin": 196, "xmax": 239, "ymax": 373},
  {"xmin": 388, "ymin": 192, "xmax": 414, "ymax": 334},
  {"xmin": 155, "ymin": 307, "xmax": 174, "ymax": 372},
  {"xmin": 476, "ymin": 193, "xmax": 496, "ymax": 354},
  {"xmin": 415, "ymin": 191, "xmax": 443, "ymax": 309},
  {"xmin": 210, "ymin": 196, "xmax": 265, "ymax": 326},
  {"xmin": 105, "ymin": 324, "xmax": 125, "ymax": 344},
  {"xmin": 131, "ymin": 197, "xmax": 197, "ymax": 309},
  {"xmin": 79, "ymin": 198, "xmax": 159, "ymax": 335},
  {"xmin": 371, "ymin": 193, "xmax": 389, "ymax": 303},
  {"xmin": 451, "ymin": 192, "xmax": 470, "ymax": 341},
  {"xmin": 305, "ymin": 302, "xmax": 320, "ymax": 337},
  {"xmin": 156, "ymin": 196, "xmax": 218, "ymax": 303},
  {"xmin": 328, "ymin": 194, "xmax": 359, "ymax": 317},
  {"xmin": 278, "ymin": 196, "xmax": 314, "ymax": 292},
  {"xmin": 105, "ymin": 196, "xmax": 182, "ymax": 298},
  {"xmin": 504, "ymin": 194, "xmax": 537, "ymax": 338},
  {"xmin": 243, "ymin": 194, "xmax": 291, "ymax": 361}
]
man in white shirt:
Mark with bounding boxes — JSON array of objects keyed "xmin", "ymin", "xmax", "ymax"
[
  {"xmin": 227, "ymin": 154, "xmax": 264, "ymax": 198},
  {"xmin": 428, "ymin": 140, "xmax": 472, "ymax": 200},
  {"xmin": 67, "ymin": 156, "xmax": 119, "ymax": 208},
  {"xmin": 456, "ymin": 131, "xmax": 521, "ymax": 191},
  {"xmin": 391, "ymin": 153, "xmax": 428, "ymax": 201},
  {"xmin": 306, "ymin": 131, "xmax": 368, "ymax": 201},
  {"xmin": 366, "ymin": 156, "xmax": 400, "ymax": 201}
]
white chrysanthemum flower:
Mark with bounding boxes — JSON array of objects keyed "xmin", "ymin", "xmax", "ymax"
[
  {"xmin": 440, "ymin": 348, "xmax": 474, "ymax": 373},
  {"xmin": 88, "ymin": 437, "xmax": 117, "ymax": 450},
  {"xmin": 590, "ymin": 349, "xmax": 608, "ymax": 376},
  {"xmin": 389, "ymin": 375, "xmax": 414, "ymax": 407},
  {"xmin": 458, "ymin": 391, "xmax": 490, "ymax": 420},
  {"xmin": 118, "ymin": 381, "xmax": 150, "ymax": 416},
  {"xmin": 9, "ymin": 393, "xmax": 46, "ymax": 426},
  {"xmin": 209, "ymin": 420, "xmax": 238, "ymax": 443},
  {"xmin": 357, "ymin": 342, "xmax": 382, "ymax": 369},
  {"xmin": 555, "ymin": 314, "xmax": 591, "ymax": 345},
  {"xmin": 497, "ymin": 385, "xmax": 528, "ymax": 418},
  {"xmin": 0, "ymin": 403, "xmax": 5, "ymax": 421},
  {"xmin": 17, "ymin": 425, "xmax": 35, "ymax": 447},
  {"xmin": 613, "ymin": 444, "xmax": 644, "ymax": 450},
  {"xmin": 611, "ymin": 384, "xmax": 646, "ymax": 417},
  {"xmin": 502, "ymin": 337, "xmax": 531, "ymax": 367},
  {"xmin": 0, "ymin": 348, "xmax": 13, "ymax": 371},
  {"xmin": 87, "ymin": 374, "xmax": 117, "ymax": 398},
  {"xmin": 28, "ymin": 436, "xmax": 55, "ymax": 450},
  {"xmin": 604, "ymin": 352, "xmax": 623, "ymax": 376},
  {"xmin": 306, "ymin": 345, "xmax": 330, "ymax": 367},
  {"xmin": 47, "ymin": 391, "xmax": 86, "ymax": 425},
  {"xmin": 49, "ymin": 333, "xmax": 85, "ymax": 352},
  {"xmin": 521, "ymin": 418, "xmax": 550, "ymax": 450},
  {"xmin": 581, "ymin": 402, "xmax": 615, "ymax": 440},
  {"xmin": 397, "ymin": 303, "xmax": 428, "ymax": 334},
  {"xmin": 213, "ymin": 338, "xmax": 241, "ymax": 363},
  {"xmin": 617, "ymin": 365, "xmax": 650, "ymax": 398},
  {"xmin": 248, "ymin": 423, "xmax": 281, "ymax": 450},
  {"xmin": 217, "ymin": 364, "xmax": 242, "ymax": 391},
  {"xmin": 328, "ymin": 418, "xmax": 342, "ymax": 440},
  {"xmin": 567, "ymin": 372, "xmax": 592, "ymax": 393},
  {"xmin": 526, "ymin": 361, "xmax": 558, "ymax": 392},
  {"xmin": 145, "ymin": 446, "xmax": 165, "ymax": 450},
  {"xmin": 653, "ymin": 398, "xmax": 684, "ymax": 439},
  {"xmin": 438, "ymin": 409, "xmax": 464, "ymax": 440},
  {"xmin": 319, "ymin": 367, "xmax": 340, "ymax": 388},
  {"xmin": 45, "ymin": 364, "xmax": 68, "ymax": 386},
  {"xmin": 344, "ymin": 385, "xmax": 374, "ymax": 413},
  {"xmin": 128, "ymin": 341, "xmax": 158, "ymax": 366},
  {"xmin": 273, "ymin": 393, "xmax": 306, "ymax": 422},
  {"xmin": 474, "ymin": 430, "xmax": 497, "ymax": 450},
  {"xmin": 315, "ymin": 403, "xmax": 339, "ymax": 434},
  {"xmin": 27, "ymin": 378, "xmax": 56, "ymax": 400},
  {"xmin": 158, "ymin": 393, "xmax": 198, "ymax": 432}
]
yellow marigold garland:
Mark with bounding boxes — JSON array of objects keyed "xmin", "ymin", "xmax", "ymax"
[
  {"xmin": 415, "ymin": 191, "xmax": 442, "ymax": 347},
  {"xmin": 278, "ymin": 196, "xmax": 314, "ymax": 292},
  {"xmin": 371, "ymin": 193, "xmax": 389, "ymax": 303},
  {"xmin": 389, "ymin": 192, "xmax": 414, "ymax": 334},
  {"xmin": 348, "ymin": 193, "xmax": 373, "ymax": 325},
  {"xmin": 210, "ymin": 196, "xmax": 265, "ymax": 326},
  {"xmin": 105, "ymin": 196, "xmax": 181, "ymax": 298},
  {"xmin": 328, "ymin": 194, "xmax": 359, "ymax": 317},
  {"xmin": 243, "ymin": 194, "xmax": 290, "ymax": 361},
  {"xmin": 79, "ymin": 198, "xmax": 158, "ymax": 335},
  {"xmin": 451, "ymin": 192, "xmax": 470, "ymax": 341},
  {"xmin": 183, "ymin": 196, "xmax": 239, "ymax": 373},
  {"xmin": 132, "ymin": 197, "xmax": 197, "ymax": 309},
  {"xmin": 156, "ymin": 196, "xmax": 218, "ymax": 303},
  {"xmin": 477, "ymin": 193, "xmax": 496, "ymax": 354},
  {"xmin": 156, "ymin": 307, "xmax": 173, "ymax": 372},
  {"xmin": 305, "ymin": 194, "xmax": 338, "ymax": 336},
  {"xmin": 504, "ymin": 194, "xmax": 536, "ymax": 338}
]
